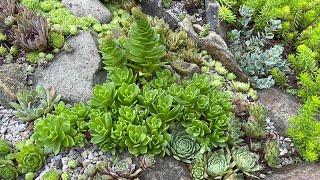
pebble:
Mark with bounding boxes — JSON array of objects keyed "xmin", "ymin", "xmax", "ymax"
[{"xmin": 259, "ymin": 174, "xmax": 266, "ymax": 179}]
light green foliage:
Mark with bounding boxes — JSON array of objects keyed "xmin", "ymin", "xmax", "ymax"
[
  {"xmin": 10, "ymin": 86, "xmax": 61, "ymax": 122},
  {"xmin": 109, "ymin": 67, "xmax": 137, "ymax": 86},
  {"xmin": 0, "ymin": 32, "xmax": 7, "ymax": 41},
  {"xmin": 125, "ymin": 125, "xmax": 152, "ymax": 156},
  {"xmin": 232, "ymin": 147, "xmax": 262, "ymax": 177},
  {"xmin": 219, "ymin": 6, "xmax": 236, "ymax": 23},
  {"xmin": 264, "ymin": 140, "xmax": 280, "ymax": 168},
  {"xmin": 288, "ymin": 96, "xmax": 320, "ymax": 162},
  {"xmin": 25, "ymin": 172, "xmax": 36, "ymax": 180},
  {"xmin": 288, "ymin": 44, "xmax": 318, "ymax": 74},
  {"xmin": 117, "ymin": 83, "xmax": 140, "ymax": 106},
  {"xmin": 50, "ymin": 31, "xmax": 65, "ymax": 49},
  {"xmin": 162, "ymin": 0, "xmax": 173, "ymax": 8},
  {"xmin": 0, "ymin": 159, "xmax": 18, "ymax": 180},
  {"xmin": 166, "ymin": 130, "xmax": 200, "ymax": 163},
  {"xmin": 42, "ymin": 169, "xmax": 60, "ymax": 180},
  {"xmin": 299, "ymin": 22, "xmax": 320, "ymax": 52},
  {"xmin": 231, "ymin": 81, "xmax": 250, "ymax": 92},
  {"xmin": 0, "ymin": 45, "xmax": 7, "ymax": 56},
  {"xmin": 191, "ymin": 156, "xmax": 206, "ymax": 180},
  {"xmin": 271, "ymin": 67, "xmax": 286, "ymax": 87},
  {"xmin": 26, "ymin": 51, "xmax": 41, "ymax": 63},
  {"xmin": 123, "ymin": 7, "xmax": 166, "ymax": 78},
  {"xmin": 206, "ymin": 148, "xmax": 234, "ymax": 179},
  {"xmin": 297, "ymin": 69, "xmax": 320, "ymax": 100},
  {"xmin": 90, "ymin": 82, "xmax": 117, "ymax": 109},
  {"xmin": 9, "ymin": 46, "xmax": 19, "ymax": 56},
  {"xmin": 243, "ymin": 104, "xmax": 267, "ymax": 138},
  {"xmin": 0, "ymin": 139, "xmax": 10, "ymax": 156},
  {"xmin": 16, "ymin": 144, "xmax": 45, "ymax": 173}
]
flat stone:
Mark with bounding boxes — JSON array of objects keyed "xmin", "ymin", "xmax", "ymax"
[
  {"xmin": 258, "ymin": 88, "xmax": 300, "ymax": 136},
  {"xmin": 266, "ymin": 162, "xmax": 320, "ymax": 180},
  {"xmin": 141, "ymin": 156, "xmax": 191, "ymax": 180},
  {"xmin": 33, "ymin": 32, "xmax": 106, "ymax": 104},
  {"xmin": 62, "ymin": 0, "xmax": 112, "ymax": 23},
  {"xmin": 0, "ymin": 64, "xmax": 27, "ymax": 108},
  {"xmin": 205, "ymin": 0, "xmax": 228, "ymax": 40}
]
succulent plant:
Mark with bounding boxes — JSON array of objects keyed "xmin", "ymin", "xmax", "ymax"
[
  {"xmin": 125, "ymin": 124, "xmax": 151, "ymax": 156},
  {"xmin": 0, "ymin": 0, "xmax": 16, "ymax": 29},
  {"xmin": 16, "ymin": 144, "xmax": 45, "ymax": 173},
  {"xmin": 88, "ymin": 111, "xmax": 116, "ymax": 154},
  {"xmin": 138, "ymin": 88, "xmax": 158, "ymax": 107},
  {"xmin": 151, "ymin": 94, "xmax": 183, "ymax": 123},
  {"xmin": 243, "ymin": 104, "xmax": 267, "ymax": 139},
  {"xmin": 186, "ymin": 119, "xmax": 211, "ymax": 138},
  {"xmin": 42, "ymin": 169, "xmax": 60, "ymax": 180},
  {"xmin": 0, "ymin": 138, "xmax": 10, "ymax": 156},
  {"xmin": 264, "ymin": 140, "xmax": 280, "ymax": 168},
  {"xmin": 232, "ymin": 147, "xmax": 262, "ymax": 177},
  {"xmin": 33, "ymin": 114, "xmax": 78, "ymax": 155},
  {"xmin": 166, "ymin": 130, "xmax": 201, "ymax": 163},
  {"xmin": 190, "ymin": 155, "xmax": 207, "ymax": 180},
  {"xmin": 97, "ymin": 157, "xmax": 142, "ymax": 179},
  {"xmin": 118, "ymin": 83, "xmax": 140, "ymax": 106},
  {"xmin": 13, "ymin": 8, "xmax": 49, "ymax": 51},
  {"xmin": 109, "ymin": 67, "xmax": 137, "ymax": 86},
  {"xmin": 90, "ymin": 82, "xmax": 117, "ymax": 109},
  {"xmin": 0, "ymin": 159, "xmax": 18, "ymax": 180},
  {"xmin": 205, "ymin": 148, "xmax": 235, "ymax": 179},
  {"xmin": 10, "ymin": 86, "xmax": 61, "ymax": 122},
  {"xmin": 139, "ymin": 155, "xmax": 156, "ymax": 170},
  {"xmin": 49, "ymin": 31, "xmax": 65, "ymax": 49}
]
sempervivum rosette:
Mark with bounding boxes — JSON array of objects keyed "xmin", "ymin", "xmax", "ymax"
[
  {"xmin": 205, "ymin": 148, "xmax": 235, "ymax": 179},
  {"xmin": 12, "ymin": 7, "xmax": 49, "ymax": 51},
  {"xmin": 16, "ymin": 144, "xmax": 45, "ymax": 173}
]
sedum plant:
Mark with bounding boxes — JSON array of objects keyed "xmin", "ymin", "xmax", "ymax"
[
  {"xmin": 13, "ymin": 7, "xmax": 49, "ymax": 51},
  {"xmin": 10, "ymin": 86, "xmax": 61, "ymax": 122},
  {"xmin": 166, "ymin": 130, "xmax": 201, "ymax": 163},
  {"xmin": 232, "ymin": 147, "xmax": 262, "ymax": 177},
  {"xmin": 16, "ymin": 144, "xmax": 45, "ymax": 173},
  {"xmin": 205, "ymin": 148, "xmax": 235, "ymax": 179},
  {"xmin": 123, "ymin": 7, "xmax": 166, "ymax": 78},
  {"xmin": 264, "ymin": 140, "xmax": 280, "ymax": 168},
  {"xmin": 117, "ymin": 83, "xmax": 140, "ymax": 106},
  {"xmin": 0, "ymin": 139, "xmax": 10, "ymax": 156},
  {"xmin": 125, "ymin": 124, "xmax": 152, "ymax": 156},
  {"xmin": 0, "ymin": 159, "xmax": 18, "ymax": 180},
  {"xmin": 109, "ymin": 67, "xmax": 137, "ymax": 86},
  {"xmin": 90, "ymin": 82, "xmax": 117, "ymax": 109}
]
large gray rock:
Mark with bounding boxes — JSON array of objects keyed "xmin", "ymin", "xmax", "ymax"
[
  {"xmin": 62, "ymin": 0, "xmax": 112, "ymax": 23},
  {"xmin": 141, "ymin": 156, "xmax": 191, "ymax": 180},
  {"xmin": 0, "ymin": 64, "xmax": 27, "ymax": 108},
  {"xmin": 205, "ymin": 0, "xmax": 228, "ymax": 40},
  {"xmin": 33, "ymin": 32, "xmax": 106, "ymax": 104},
  {"xmin": 266, "ymin": 162, "xmax": 320, "ymax": 180},
  {"xmin": 258, "ymin": 88, "xmax": 300, "ymax": 136},
  {"xmin": 179, "ymin": 16, "xmax": 250, "ymax": 82}
]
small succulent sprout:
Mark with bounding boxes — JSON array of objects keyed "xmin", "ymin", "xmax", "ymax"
[
  {"xmin": 16, "ymin": 144, "xmax": 45, "ymax": 173},
  {"xmin": 0, "ymin": 31, "xmax": 7, "ymax": 41},
  {"xmin": 69, "ymin": 25, "xmax": 78, "ymax": 35},
  {"xmin": 10, "ymin": 86, "xmax": 61, "ymax": 122},
  {"xmin": 0, "ymin": 159, "xmax": 18, "ymax": 180},
  {"xmin": 42, "ymin": 169, "xmax": 60, "ymax": 180},
  {"xmin": 61, "ymin": 172, "xmax": 70, "ymax": 180},
  {"xmin": 190, "ymin": 155, "xmax": 207, "ymax": 180},
  {"xmin": 9, "ymin": 46, "xmax": 19, "ymax": 56},
  {"xmin": 0, "ymin": 138, "xmax": 10, "ymax": 156},
  {"xmin": 50, "ymin": 31, "xmax": 65, "ymax": 49},
  {"xmin": 0, "ymin": 45, "xmax": 6, "ymax": 56},
  {"xmin": 98, "ymin": 157, "xmax": 142, "ymax": 179},
  {"xmin": 46, "ymin": 53, "xmax": 54, "ymax": 61},
  {"xmin": 67, "ymin": 159, "xmax": 78, "ymax": 169},
  {"xmin": 264, "ymin": 140, "xmax": 280, "ymax": 168},
  {"xmin": 215, "ymin": 62, "xmax": 228, "ymax": 75},
  {"xmin": 205, "ymin": 148, "xmax": 235, "ymax": 179},
  {"xmin": 231, "ymin": 81, "xmax": 250, "ymax": 92},
  {"xmin": 13, "ymin": 8, "xmax": 49, "ymax": 52},
  {"xmin": 248, "ymin": 88, "xmax": 258, "ymax": 100},
  {"xmin": 232, "ymin": 147, "xmax": 262, "ymax": 177},
  {"xmin": 139, "ymin": 155, "xmax": 156, "ymax": 170},
  {"xmin": 26, "ymin": 51, "xmax": 41, "ymax": 63},
  {"xmin": 166, "ymin": 130, "xmax": 201, "ymax": 163},
  {"xmin": 25, "ymin": 172, "xmax": 36, "ymax": 180},
  {"xmin": 226, "ymin": 73, "xmax": 237, "ymax": 81}
]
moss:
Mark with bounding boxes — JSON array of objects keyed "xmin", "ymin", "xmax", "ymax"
[
  {"xmin": 26, "ymin": 51, "xmax": 41, "ymax": 63},
  {"xmin": 50, "ymin": 32, "xmax": 65, "ymax": 49}
]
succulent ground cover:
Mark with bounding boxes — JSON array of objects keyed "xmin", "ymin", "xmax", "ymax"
[{"xmin": 0, "ymin": 0, "xmax": 318, "ymax": 179}]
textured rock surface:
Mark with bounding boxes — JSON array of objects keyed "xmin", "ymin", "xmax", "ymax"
[
  {"xmin": 62, "ymin": 0, "xmax": 112, "ymax": 23},
  {"xmin": 33, "ymin": 32, "xmax": 106, "ymax": 104},
  {"xmin": 141, "ymin": 156, "xmax": 191, "ymax": 180},
  {"xmin": 0, "ymin": 64, "xmax": 27, "ymax": 108},
  {"xmin": 180, "ymin": 16, "xmax": 250, "ymax": 82},
  {"xmin": 205, "ymin": 0, "xmax": 227, "ymax": 39},
  {"xmin": 171, "ymin": 61, "xmax": 200, "ymax": 77},
  {"xmin": 266, "ymin": 162, "xmax": 320, "ymax": 180},
  {"xmin": 258, "ymin": 88, "xmax": 300, "ymax": 136}
]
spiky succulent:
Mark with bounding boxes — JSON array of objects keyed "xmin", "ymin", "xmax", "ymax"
[
  {"xmin": 243, "ymin": 104, "xmax": 267, "ymax": 138},
  {"xmin": 0, "ymin": 0, "xmax": 16, "ymax": 29},
  {"xmin": 10, "ymin": 86, "xmax": 61, "ymax": 122},
  {"xmin": 97, "ymin": 157, "xmax": 142, "ymax": 179},
  {"xmin": 206, "ymin": 148, "xmax": 235, "ymax": 179},
  {"xmin": 0, "ymin": 139, "xmax": 10, "ymax": 156},
  {"xmin": 264, "ymin": 140, "xmax": 280, "ymax": 168},
  {"xmin": 166, "ymin": 130, "xmax": 200, "ymax": 163},
  {"xmin": 16, "ymin": 144, "xmax": 45, "ymax": 173},
  {"xmin": 232, "ymin": 147, "xmax": 262, "ymax": 177},
  {"xmin": 13, "ymin": 8, "xmax": 49, "ymax": 51},
  {"xmin": 0, "ymin": 160, "xmax": 17, "ymax": 179},
  {"xmin": 139, "ymin": 155, "xmax": 156, "ymax": 170}
]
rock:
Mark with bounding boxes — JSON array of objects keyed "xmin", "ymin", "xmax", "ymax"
[
  {"xmin": 62, "ymin": 0, "xmax": 112, "ymax": 23},
  {"xmin": 141, "ymin": 156, "xmax": 191, "ymax": 180},
  {"xmin": 0, "ymin": 64, "xmax": 27, "ymax": 108},
  {"xmin": 258, "ymin": 88, "xmax": 300, "ymax": 136},
  {"xmin": 179, "ymin": 16, "xmax": 250, "ymax": 82},
  {"xmin": 140, "ymin": 0, "xmax": 179, "ymax": 30},
  {"xmin": 266, "ymin": 162, "xmax": 320, "ymax": 180},
  {"xmin": 205, "ymin": 0, "xmax": 228, "ymax": 40},
  {"xmin": 33, "ymin": 32, "xmax": 106, "ymax": 104},
  {"xmin": 192, "ymin": 24, "xmax": 204, "ymax": 34},
  {"xmin": 171, "ymin": 61, "xmax": 200, "ymax": 77}
]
